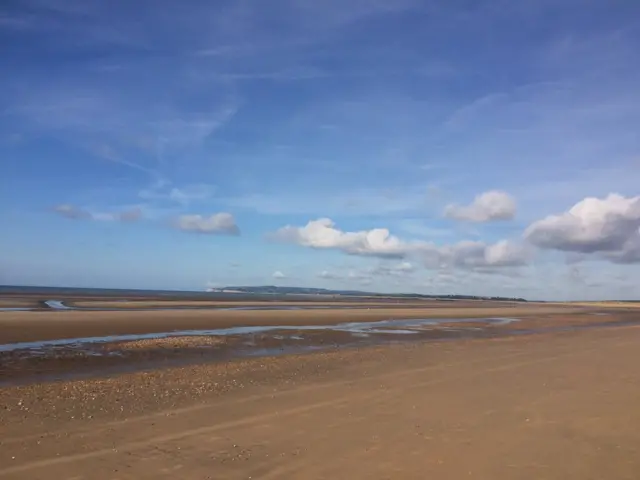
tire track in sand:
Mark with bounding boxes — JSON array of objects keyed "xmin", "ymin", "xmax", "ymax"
[{"xmin": 0, "ymin": 334, "xmax": 627, "ymax": 478}]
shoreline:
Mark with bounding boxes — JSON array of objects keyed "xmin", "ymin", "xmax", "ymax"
[
  {"xmin": 0, "ymin": 304, "xmax": 585, "ymax": 344},
  {"xmin": 0, "ymin": 296, "xmax": 535, "ymax": 310},
  {"xmin": 1, "ymin": 305, "xmax": 636, "ymax": 387}
]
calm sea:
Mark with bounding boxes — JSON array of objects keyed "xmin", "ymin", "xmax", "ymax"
[{"xmin": 0, "ymin": 285, "xmax": 218, "ymax": 299}]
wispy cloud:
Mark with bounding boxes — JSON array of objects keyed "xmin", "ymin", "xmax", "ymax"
[
  {"xmin": 10, "ymin": 85, "xmax": 239, "ymax": 151},
  {"xmin": 173, "ymin": 213, "xmax": 240, "ymax": 235},
  {"xmin": 317, "ymin": 270, "xmax": 341, "ymax": 280},
  {"xmin": 139, "ymin": 183, "xmax": 216, "ymax": 207},
  {"xmin": 223, "ymin": 185, "xmax": 440, "ymax": 217},
  {"xmin": 53, "ymin": 204, "xmax": 142, "ymax": 222}
]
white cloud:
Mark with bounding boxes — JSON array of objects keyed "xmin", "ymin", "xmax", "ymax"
[
  {"xmin": 444, "ymin": 190, "xmax": 517, "ymax": 222},
  {"xmin": 440, "ymin": 240, "xmax": 531, "ymax": 269},
  {"xmin": 272, "ymin": 270, "xmax": 286, "ymax": 279},
  {"xmin": 270, "ymin": 218, "xmax": 529, "ymax": 273},
  {"xmin": 317, "ymin": 269, "xmax": 370, "ymax": 283},
  {"xmin": 269, "ymin": 218, "xmax": 428, "ymax": 258},
  {"xmin": 318, "ymin": 270, "xmax": 341, "ymax": 280},
  {"xmin": 484, "ymin": 240, "xmax": 531, "ymax": 267},
  {"xmin": 93, "ymin": 209, "xmax": 143, "ymax": 222},
  {"xmin": 54, "ymin": 204, "xmax": 91, "ymax": 220},
  {"xmin": 524, "ymin": 193, "xmax": 640, "ymax": 263},
  {"xmin": 396, "ymin": 261, "xmax": 414, "ymax": 272},
  {"xmin": 53, "ymin": 204, "xmax": 142, "ymax": 222},
  {"xmin": 174, "ymin": 213, "xmax": 239, "ymax": 235},
  {"xmin": 372, "ymin": 261, "xmax": 416, "ymax": 277},
  {"xmin": 346, "ymin": 270, "xmax": 374, "ymax": 286},
  {"xmin": 318, "ymin": 261, "xmax": 415, "ymax": 284}
]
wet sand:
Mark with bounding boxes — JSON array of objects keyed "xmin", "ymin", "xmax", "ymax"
[
  {"xmin": 0, "ymin": 304, "xmax": 580, "ymax": 344},
  {"xmin": 68, "ymin": 299, "xmax": 490, "ymax": 309},
  {"xmin": 0, "ymin": 304, "xmax": 632, "ymax": 385},
  {"xmin": 0, "ymin": 299, "xmax": 42, "ymax": 309},
  {"xmin": 2, "ymin": 323, "xmax": 640, "ymax": 479}
]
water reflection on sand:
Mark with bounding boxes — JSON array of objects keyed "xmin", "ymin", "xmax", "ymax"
[{"xmin": 0, "ymin": 316, "xmax": 520, "ymax": 353}]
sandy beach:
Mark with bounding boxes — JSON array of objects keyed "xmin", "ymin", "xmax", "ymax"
[
  {"xmin": 0, "ymin": 302, "xmax": 613, "ymax": 384},
  {"xmin": 5, "ymin": 0, "xmax": 636, "ymax": 475},
  {"xmin": 1, "ymin": 321, "xmax": 640, "ymax": 479},
  {"xmin": 2, "ymin": 298, "xmax": 640, "ymax": 478}
]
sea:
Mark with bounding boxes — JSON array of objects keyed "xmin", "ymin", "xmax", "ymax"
[
  {"xmin": 0, "ymin": 285, "xmax": 335, "ymax": 302},
  {"xmin": 0, "ymin": 285, "xmax": 225, "ymax": 299}
]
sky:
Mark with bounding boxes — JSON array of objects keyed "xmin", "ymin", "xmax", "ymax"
[{"xmin": 1, "ymin": 0, "xmax": 639, "ymax": 300}]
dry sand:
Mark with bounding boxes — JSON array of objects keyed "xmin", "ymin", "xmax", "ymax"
[
  {"xmin": 2, "ymin": 324, "xmax": 640, "ymax": 479},
  {"xmin": 563, "ymin": 301, "xmax": 640, "ymax": 309}
]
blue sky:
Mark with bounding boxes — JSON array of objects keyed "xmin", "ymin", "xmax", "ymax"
[{"xmin": 1, "ymin": 0, "xmax": 639, "ymax": 300}]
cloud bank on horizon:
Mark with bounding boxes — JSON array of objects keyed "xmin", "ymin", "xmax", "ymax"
[{"xmin": 1, "ymin": 0, "xmax": 639, "ymax": 300}]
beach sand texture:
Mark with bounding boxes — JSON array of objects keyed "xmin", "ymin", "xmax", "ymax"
[{"xmin": 0, "ymin": 302, "xmax": 639, "ymax": 478}]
